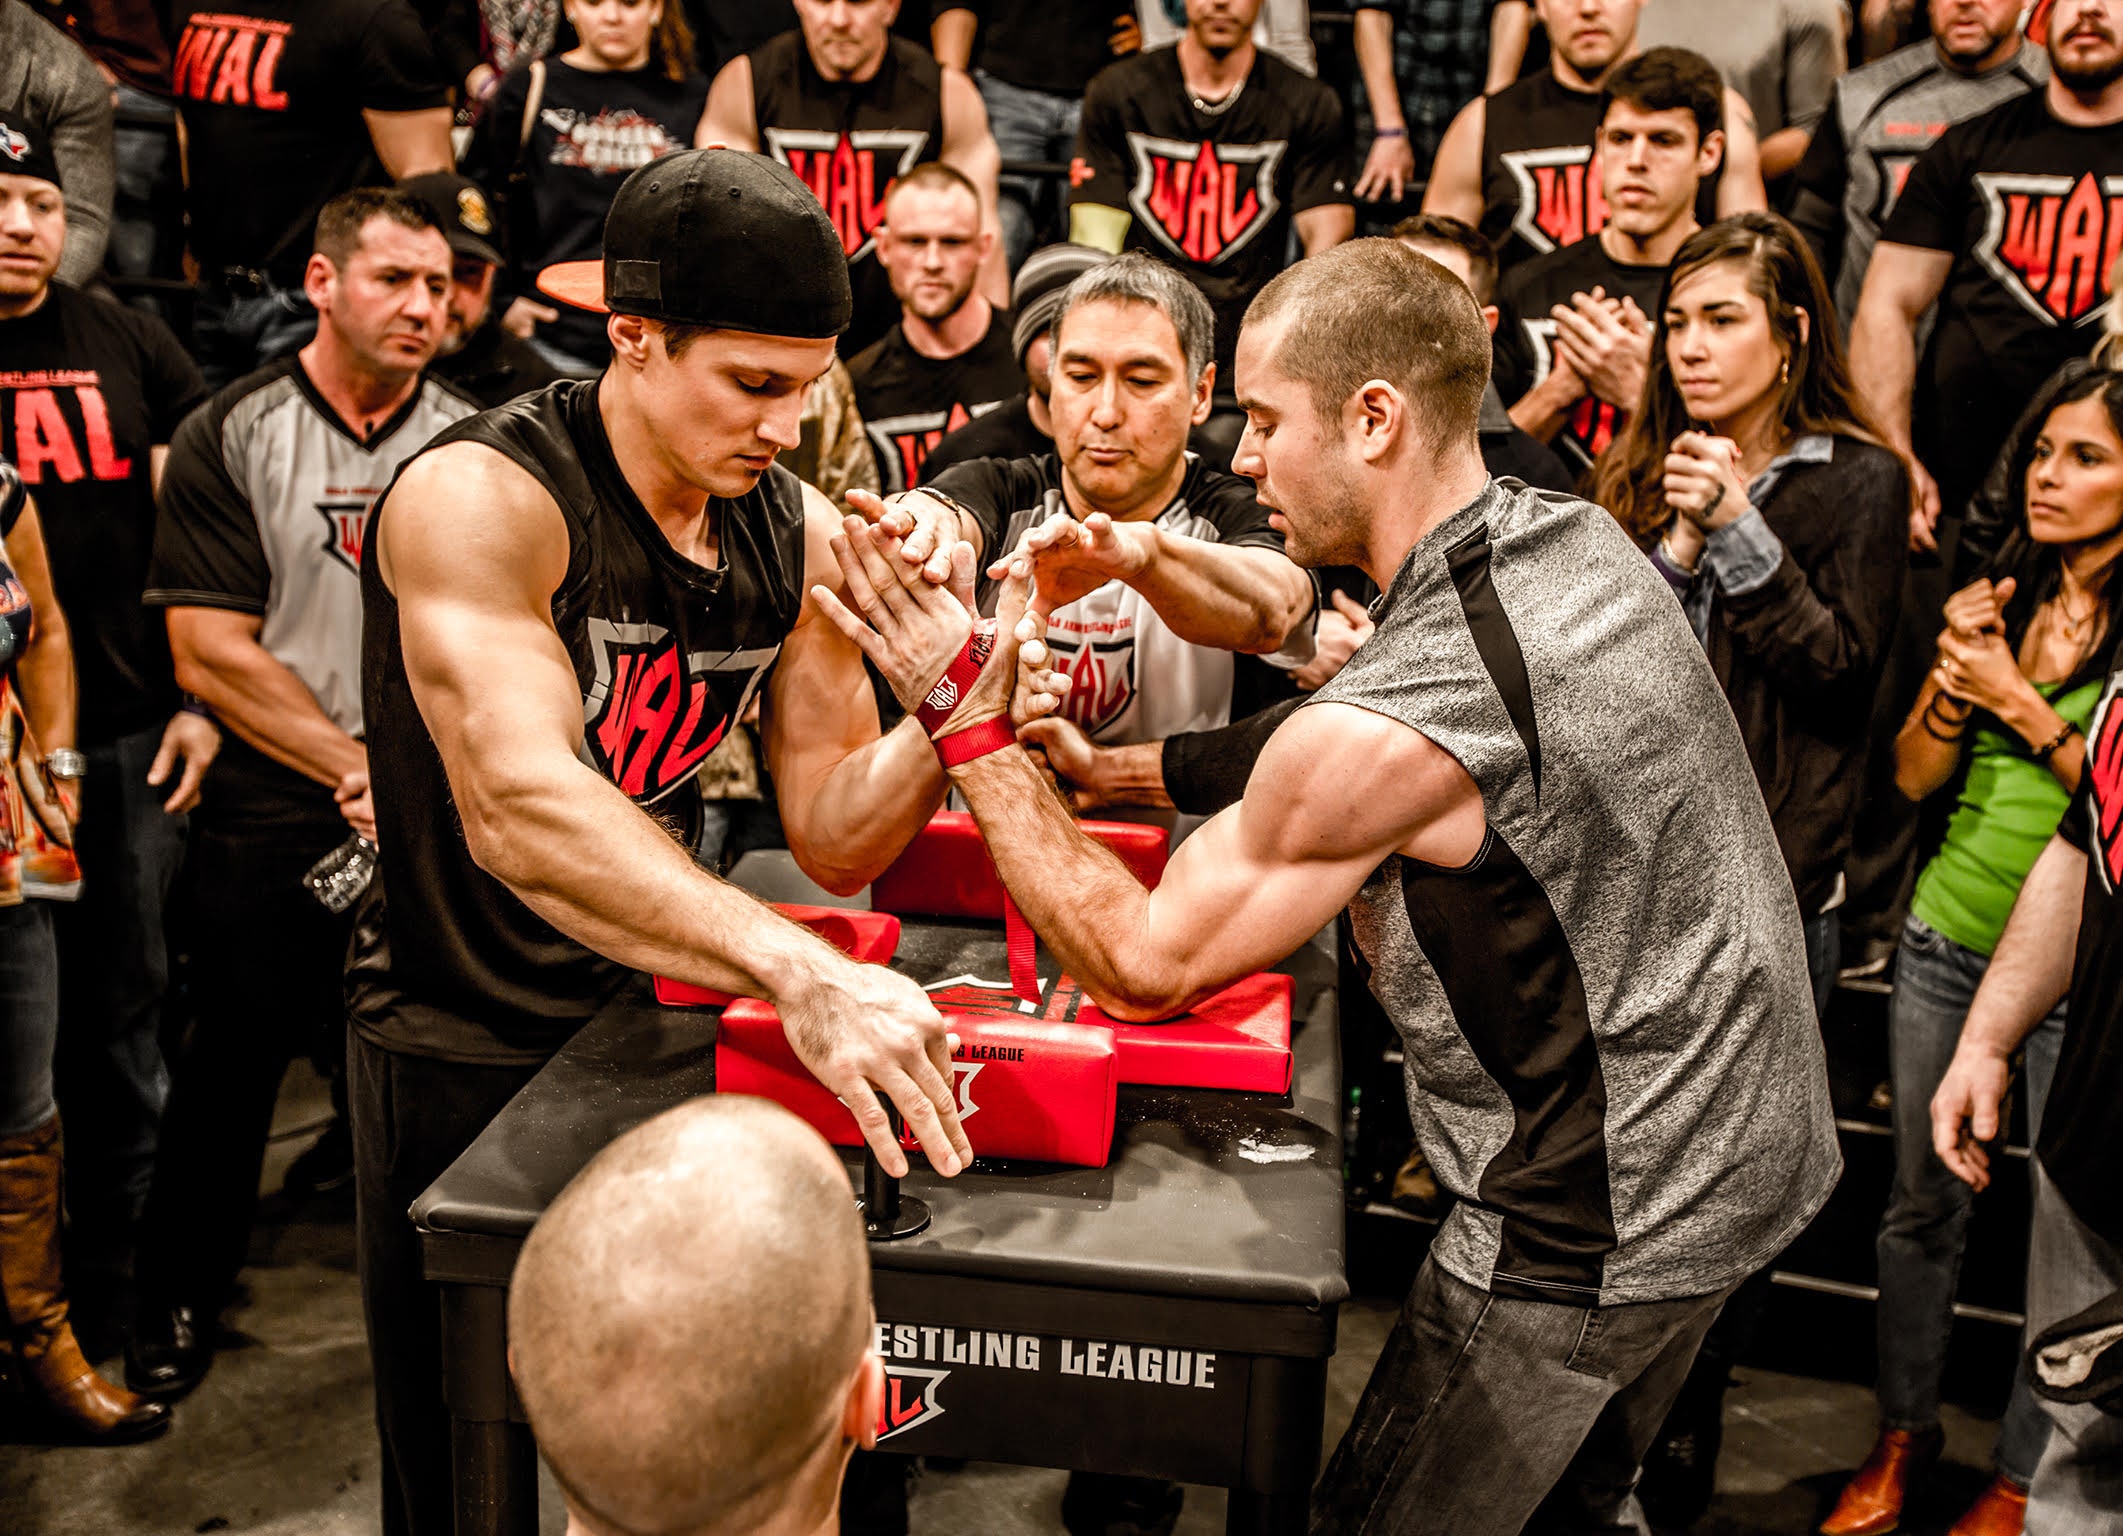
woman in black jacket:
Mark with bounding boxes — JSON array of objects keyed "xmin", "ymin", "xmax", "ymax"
[{"xmin": 1595, "ymin": 212, "xmax": 1909, "ymax": 1015}]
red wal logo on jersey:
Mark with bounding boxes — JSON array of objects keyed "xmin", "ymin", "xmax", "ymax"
[
  {"xmin": 1522, "ymin": 319, "xmax": 1627, "ymax": 465},
  {"xmin": 2087, "ymin": 674, "xmax": 2123, "ymax": 894},
  {"xmin": 864, "ymin": 400, "xmax": 999, "ymax": 493},
  {"xmin": 1974, "ymin": 171, "xmax": 2123, "ymax": 327},
  {"xmin": 1045, "ymin": 631, "xmax": 1137, "ymax": 735},
  {"xmin": 1, "ymin": 376, "xmax": 134, "ymax": 485},
  {"xmin": 315, "ymin": 500, "xmax": 372, "ymax": 575},
  {"xmin": 581, "ymin": 619, "xmax": 778, "ymax": 804},
  {"xmin": 1126, "ymin": 133, "xmax": 1285, "ymax": 266},
  {"xmin": 1501, "ymin": 145, "xmax": 1608, "ymax": 256},
  {"xmin": 172, "ymin": 13, "xmax": 291, "ymax": 110},
  {"xmin": 764, "ymin": 127, "xmax": 929, "ymax": 260}
]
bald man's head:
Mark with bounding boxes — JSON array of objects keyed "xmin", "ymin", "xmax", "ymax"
[{"xmin": 509, "ymin": 1096, "xmax": 879, "ymax": 1536}]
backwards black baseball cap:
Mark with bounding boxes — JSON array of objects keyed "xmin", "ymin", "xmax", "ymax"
[
  {"xmin": 538, "ymin": 149, "xmax": 853, "ymax": 339},
  {"xmin": 0, "ymin": 109, "xmax": 62, "ymax": 193}
]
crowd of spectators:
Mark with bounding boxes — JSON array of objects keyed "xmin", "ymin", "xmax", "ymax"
[{"xmin": 4, "ymin": 0, "xmax": 2123, "ymax": 1534}]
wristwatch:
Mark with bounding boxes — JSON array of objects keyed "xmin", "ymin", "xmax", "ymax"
[{"xmin": 43, "ymin": 748, "xmax": 86, "ymax": 781}]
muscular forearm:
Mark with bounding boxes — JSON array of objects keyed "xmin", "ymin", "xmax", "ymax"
[
  {"xmin": 1354, "ymin": 11, "xmax": 1405, "ymax": 130},
  {"xmin": 14, "ymin": 623, "xmax": 76, "ymax": 753},
  {"xmin": 458, "ymin": 750, "xmax": 860, "ymax": 1002},
  {"xmin": 1131, "ymin": 535, "xmax": 1310, "ymax": 653},
  {"xmin": 1758, "ymin": 126, "xmax": 1813, "ymax": 181},
  {"xmin": 779, "ymin": 715, "xmax": 950, "ymax": 894},
  {"xmin": 949, "ymin": 744, "xmax": 1183, "ymax": 1015},
  {"xmin": 175, "ymin": 642, "xmax": 361, "ymax": 786},
  {"xmin": 1959, "ymin": 835, "xmax": 2085, "ymax": 1058},
  {"xmin": 1851, "ymin": 302, "xmax": 1920, "ymax": 454}
]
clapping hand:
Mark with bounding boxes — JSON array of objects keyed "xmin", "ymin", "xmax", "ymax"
[{"xmin": 1664, "ymin": 432, "xmax": 1750, "ymax": 530}]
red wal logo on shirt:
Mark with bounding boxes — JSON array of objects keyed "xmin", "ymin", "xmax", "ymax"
[
  {"xmin": 2087, "ymin": 675, "xmax": 2123, "ymax": 895},
  {"xmin": 580, "ymin": 619, "xmax": 778, "ymax": 804},
  {"xmin": 172, "ymin": 13, "xmax": 291, "ymax": 110},
  {"xmin": 1125, "ymin": 134, "xmax": 1285, "ymax": 266},
  {"xmin": 1501, "ymin": 145, "xmax": 1608, "ymax": 256},
  {"xmin": 0, "ymin": 376, "xmax": 134, "ymax": 485},
  {"xmin": 764, "ymin": 127, "xmax": 929, "ymax": 261},
  {"xmin": 863, "ymin": 400, "xmax": 998, "ymax": 494},
  {"xmin": 1045, "ymin": 630, "xmax": 1136, "ymax": 735},
  {"xmin": 1973, "ymin": 171, "xmax": 2123, "ymax": 327},
  {"xmin": 315, "ymin": 500, "xmax": 372, "ymax": 575}
]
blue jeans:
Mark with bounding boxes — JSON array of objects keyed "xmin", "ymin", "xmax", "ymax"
[
  {"xmin": 2024, "ymin": 1163, "xmax": 2123, "ymax": 1533},
  {"xmin": 1876, "ymin": 913, "xmax": 2064, "ymax": 1485},
  {"xmin": 0, "ymin": 901, "xmax": 61, "ymax": 1137},
  {"xmin": 193, "ymin": 281, "xmax": 318, "ymax": 390},
  {"xmin": 51, "ymin": 726, "xmax": 187, "ymax": 1286},
  {"xmin": 977, "ymin": 71, "xmax": 1083, "ymax": 271}
]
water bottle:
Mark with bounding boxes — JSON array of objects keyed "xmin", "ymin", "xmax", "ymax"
[{"xmin": 304, "ymin": 835, "xmax": 378, "ymax": 913}]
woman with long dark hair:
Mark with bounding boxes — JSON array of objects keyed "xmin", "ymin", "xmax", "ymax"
[
  {"xmin": 1593, "ymin": 213, "xmax": 1911, "ymax": 1525},
  {"xmin": 1821, "ymin": 362, "xmax": 2123, "ymax": 1536},
  {"xmin": 470, "ymin": 0, "xmax": 708, "ymax": 372}
]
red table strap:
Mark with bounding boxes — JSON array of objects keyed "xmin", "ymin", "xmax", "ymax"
[{"xmin": 1002, "ymin": 890, "xmax": 1040, "ymax": 1003}]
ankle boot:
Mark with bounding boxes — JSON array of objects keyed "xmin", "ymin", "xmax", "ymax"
[
  {"xmin": 1948, "ymin": 1474, "xmax": 2028, "ymax": 1536},
  {"xmin": 0, "ymin": 1116, "xmax": 169, "ymax": 1443},
  {"xmin": 1819, "ymin": 1426, "xmax": 1943, "ymax": 1536}
]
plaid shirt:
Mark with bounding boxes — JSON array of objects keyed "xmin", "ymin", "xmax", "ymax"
[{"xmin": 1355, "ymin": 0, "xmax": 1491, "ymax": 167}]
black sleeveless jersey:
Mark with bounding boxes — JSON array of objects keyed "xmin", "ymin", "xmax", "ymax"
[
  {"xmin": 750, "ymin": 31, "xmax": 946, "ymax": 358},
  {"xmin": 1479, "ymin": 70, "xmax": 1722, "ymax": 277},
  {"xmin": 349, "ymin": 380, "xmax": 808, "ymax": 1064}
]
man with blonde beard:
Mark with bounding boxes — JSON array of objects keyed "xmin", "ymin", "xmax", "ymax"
[{"xmin": 508, "ymin": 1095, "xmax": 881, "ymax": 1536}]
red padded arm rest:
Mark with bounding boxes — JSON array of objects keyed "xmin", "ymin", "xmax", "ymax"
[{"xmin": 870, "ymin": 811, "xmax": 1168, "ymax": 921}]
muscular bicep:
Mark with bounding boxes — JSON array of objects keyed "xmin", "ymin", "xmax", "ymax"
[
  {"xmin": 1421, "ymin": 98, "xmax": 1485, "ymax": 222},
  {"xmin": 697, "ymin": 60, "xmax": 759, "ymax": 149},
  {"xmin": 377, "ymin": 447, "xmax": 582, "ymax": 830},
  {"xmin": 1127, "ymin": 703, "xmax": 1485, "ymax": 1009}
]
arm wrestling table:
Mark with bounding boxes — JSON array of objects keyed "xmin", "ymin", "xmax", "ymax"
[{"xmin": 412, "ymin": 918, "xmax": 1348, "ymax": 1536}]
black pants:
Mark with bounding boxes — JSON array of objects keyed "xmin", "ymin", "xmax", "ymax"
[
  {"xmin": 351, "ymin": 1029, "xmax": 541, "ymax": 1536},
  {"xmin": 133, "ymin": 793, "xmax": 350, "ymax": 1316}
]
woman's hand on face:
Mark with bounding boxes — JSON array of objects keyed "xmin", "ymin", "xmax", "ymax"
[
  {"xmin": 1664, "ymin": 432, "xmax": 1750, "ymax": 531},
  {"xmin": 1942, "ymin": 576, "xmax": 2016, "ymax": 641},
  {"xmin": 1934, "ymin": 626, "xmax": 2035, "ymax": 718}
]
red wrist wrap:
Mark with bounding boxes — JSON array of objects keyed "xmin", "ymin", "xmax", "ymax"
[
  {"xmin": 916, "ymin": 620, "xmax": 998, "ymax": 738},
  {"xmin": 934, "ymin": 716, "xmax": 1016, "ymax": 768}
]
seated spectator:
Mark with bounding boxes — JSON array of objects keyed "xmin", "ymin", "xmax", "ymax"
[
  {"xmin": 1349, "ymin": 0, "xmax": 1492, "ymax": 205},
  {"xmin": 849, "ymin": 163, "xmax": 1020, "ymax": 492},
  {"xmin": 1, "ymin": 0, "xmax": 114, "ymax": 286},
  {"xmin": 924, "ymin": 241, "xmax": 1112, "ymax": 477},
  {"xmin": 472, "ymin": 0, "xmax": 708, "ymax": 374},
  {"xmin": 400, "ymin": 171, "xmax": 563, "ymax": 408},
  {"xmin": 1422, "ymin": 0, "xmax": 1764, "ymax": 279},
  {"xmin": 1068, "ymin": 0, "xmax": 1352, "ymax": 406},
  {"xmin": 929, "ymin": 0, "xmax": 1144, "ymax": 270},
  {"xmin": 126, "ymin": 188, "xmax": 475, "ymax": 1403},
  {"xmin": 1134, "ymin": 0, "xmax": 1313, "ymax": 74},
  {"xmin": 169, "ymin": 0, "xmax": 455, "ymax": 387},
  {"xmin": 508, "ymin": 1096, "xmax": 881, "ymax": 1536},
  {"xmin": 1825, "ymin": 360, "xmax": 2123, "ymax": 1536},
  {"xmin": 1593, "ymin": 213, "xmax": 1909, "ymax": 1523},
  {"xmin": 698, "ymin": 0, "xmax": 1009, "ymax": 358},
  {"xmin": 1498, "ymin": 46, "xmax": 1724, "ymax": 478},
  {"xmin": 1790, "ymin": 0, "xmax": 2043, "ymax": 344},
  {"xmin": 1637, "ymin": 0, "xmax": 1846, "ymax": 183},
  {"xmin": 0, "ymin": 109, "xmax": 218, "ymax": 1355},
  {"xmin": 0, "ymin": 458, "xmax": 168, "ymax": 1445}
]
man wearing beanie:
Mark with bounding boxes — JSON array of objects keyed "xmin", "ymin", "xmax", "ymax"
[
  {"xmin": 924, "ymin": 240, "xmax": 1110, "ymax": 479},
  {"xmin": 398, "ymin": 172, "xmax": 561, "ymax": 410},
  {"xmin": 0, "ymin": 0, "xmax": 114, "ymax": 286},
  {"xmin": 848, "ymin": 163, "xmax": 1021, "ymax": 493},
  {"xmin": 349, "ymin": 148, "xmax": 1013, "ymax": 1536}
]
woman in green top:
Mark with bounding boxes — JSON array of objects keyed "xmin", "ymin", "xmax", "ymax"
[{"xmin": 1825, "ymin": 363, "xmax": 2123, "ymax": 1536}]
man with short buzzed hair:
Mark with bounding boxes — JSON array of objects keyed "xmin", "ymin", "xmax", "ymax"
[{"xmin": 510, "ymin": 1095, "xmax": 880, "ymax": 1536}]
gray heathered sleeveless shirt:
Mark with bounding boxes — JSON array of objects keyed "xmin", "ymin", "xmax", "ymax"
[{"xmin": 1315, "ymin": 480, "xmax": 1840, "ymax": 1307}]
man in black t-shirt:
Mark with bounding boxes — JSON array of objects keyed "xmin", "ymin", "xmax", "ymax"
[
  {"xmin": 697, "ymin": 0, "xmax": 1010, "ymax": 357},
  {"xmin": 399, "ymin": 172, "xmax": 563, "ymax": 410},
  {"xmin": 930, "ymin": 0, "xmax": 1144, "ymax": 267},
  {"xmin": 849, "ymin": 163, "xmax": 1022, "ymax": 492},
  {"xmin": 1421, "ymin": 0, "xmax": 1763, "ymax": 278},
  {"xmin": 1068, "ymin": 0, "xmax": 1353, "ymax": 389},
  {"xmin": 1498, "ymin": 48, "xmax": 1724, "ymax": 476},
  {"xmin": 1933, "ymin": 660, "xmax": 2123, "ymax": 1529},
  {"xmin": 169, "ymin": 0, "xmax": 454, "ymax": 386},
  {"xmin": 1854, "ymin": 3, "xmax": 2123, "ymax": 552},
  {"xmin": 0, "ymin": 106, "xmax": 218, "ymax": 1350}
]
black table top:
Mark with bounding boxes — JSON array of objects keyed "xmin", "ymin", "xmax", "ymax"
[{"xmin": 414, "ymin": 920, "xmax": 1349, "ymax": 1314}]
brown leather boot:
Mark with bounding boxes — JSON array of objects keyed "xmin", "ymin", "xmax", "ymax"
[
  {"xmin": 1948, "ymin": 1475, "xmax": 2028, "ymax": 1536},
  {"xmin": 0, "ymin": 1116, "xmax": 169, "ymax": 1442},
  {"xmin": 1819, "ymin": 1427, "xmax": 1942, "ymax": 1536}
]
